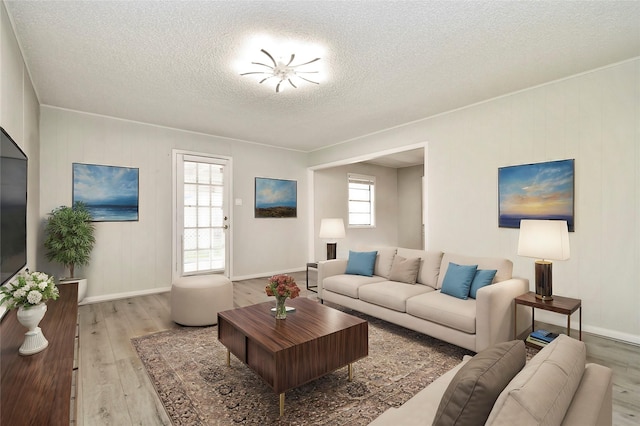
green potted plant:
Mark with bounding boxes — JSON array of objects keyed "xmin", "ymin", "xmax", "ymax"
[{"xmin": 44, "ymin": 202, "xmax": 95, "ymax": 302}]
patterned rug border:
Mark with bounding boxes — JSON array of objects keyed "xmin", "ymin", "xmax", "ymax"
[{"xmin": 132, "ymin": 308, "xmax": 475, "ymax": 425}]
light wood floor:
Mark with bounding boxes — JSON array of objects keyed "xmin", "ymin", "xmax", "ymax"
[{"xmin": 77, "ymin": 272, "xmax": 639, "ymax": 425}]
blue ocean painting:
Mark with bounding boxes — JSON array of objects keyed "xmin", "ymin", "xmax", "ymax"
[
  {"xmin": 498, "ymin": 159, "xmax": 574, "ymax": 231},
  {"xmin": 73, "ymin": 163, "xmax": 139, "ymax": 222},
  {"xmin": 255, "ymin": 177, "xmax": 297, "ymax": 218}
]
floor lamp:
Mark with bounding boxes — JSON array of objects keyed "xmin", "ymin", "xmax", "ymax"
[
  {"xmin": 517, "ymin": 219, "xmax": 570, "ymax": 301},
  {"xmin": 319, "ymin": 218, "xmax": 345, "ymax": 260}
]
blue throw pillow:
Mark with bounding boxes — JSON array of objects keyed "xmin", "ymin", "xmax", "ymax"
[
  {"xmin": 345, "ymin": 250, "xmax": 378, "ymax": 277},
  {"xmin": 440, "ymin": 263, "xmax": 478, "ymax": 300},
  {"xmin": 469, "ymin": 269, "xmax": 498, "ymax": 299}
]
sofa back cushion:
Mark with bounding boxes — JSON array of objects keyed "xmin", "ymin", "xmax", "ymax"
[
  {"xmin": 397, "ymin": 248, "xmax": 443, "ymax": 288},
  {"xmin": 436, "ymin": 253, "xmax": 513, "ymax": 289},
  {"xmin": 433, "ymin": 340, "xmax": 526, "ymax": 426},
  {"xmin": 486, "ymin": 335, "xmax": 586, "ymax": 426},
  {"xmin": 358, "ymin": 246, "xmax": 397, "ymax": 279}
]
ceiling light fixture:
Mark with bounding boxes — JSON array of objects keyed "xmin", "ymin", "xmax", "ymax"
[{"xmin": 240, "ymin": 49, "xmax": 320, "ymax": 93}]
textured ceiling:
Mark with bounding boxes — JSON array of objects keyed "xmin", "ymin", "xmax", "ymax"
[{"xmin": 5, "ymin": 1, "xmax": 640, "ymax": 152}]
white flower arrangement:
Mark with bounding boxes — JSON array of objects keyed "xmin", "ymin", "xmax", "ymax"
[{"xmin": 0, "ymin": 270, "xmax": 59, "ymax": 310}]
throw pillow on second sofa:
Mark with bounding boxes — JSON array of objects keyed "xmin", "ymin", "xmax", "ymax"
[{"xmin": 433, "ymin": 340, "xmax": 526, "ymax": 426}]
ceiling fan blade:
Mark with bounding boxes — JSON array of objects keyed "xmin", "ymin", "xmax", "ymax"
[
  {"xmin": 288, "ymin": 79, "xmax": 297, "ymax": 89},
  {"xmin": 298, "ymin": 76, "xmax": 319, "ymax": 85},
  {"xmin": 294, "ymin": 71, "xmax": 319, "ymax": 74},
  {"xmin": 292, "ymin": 57, "xmax": 320, "ymax": 67},
  {"xmin": 240, "ymin": 71, "xmax": 270, "ymax": 76},
  {"xmin": 286, "ymin": 54, "xmax": 295, "ymax": 66},
  {"xmin": 261, "ymin": 49, "xmax": 278, "ymax": 68}
]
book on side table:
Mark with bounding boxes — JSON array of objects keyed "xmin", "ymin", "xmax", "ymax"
[{"xmin": 526, "ymin": 329, "xmax": 560, "ymax": 347}]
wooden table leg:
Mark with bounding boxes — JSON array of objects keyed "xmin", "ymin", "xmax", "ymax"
[
  {"xmin": 279, "ymin": 393, "xmax": 285, "ymax": 417},
  {"xmin": 226, "ymin": 349, "xmax": 230, "ymax": 366},
  {"xmin": 348, "ymin": 363, "xmax": 353, "ymax": 381},
  {"xmin": 514, "ymin": 302, "xmax": 517, "ymax": 339},
  {"xmin": 579, "ymin": 306, "xmax": 582, "ymax": 341},
  {"xmin": 567, "ymin": 315, "xmax": 571, "ymax": 337}
]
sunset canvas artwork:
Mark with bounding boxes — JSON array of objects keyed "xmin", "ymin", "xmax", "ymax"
[{"xmin": 498, "ymin": 159, "xmax": 574, "ymax": 231}]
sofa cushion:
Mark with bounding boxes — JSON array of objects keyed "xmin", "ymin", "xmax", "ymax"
[
  {"xmin": 388, "ymin": 255, "xmax": 421, "ymax": 284},
  {"xmin": 358, "ymin": 281, "xmax": 434, "ymax": 312},
  {"xmin": 440, "ymin": 263, "xmax": 478, "ymax": 299},
  {"xmin": 433, "ymin": 340, "xmax": 526, "ymax": 426},
  {"xmin": 406, "ymin": 291, "xmax": 477, "ymax": 333},
  {"xmin": 437, "ymin": 253, "xmax": 513, "ymax": 289},
  {"xmin": 345, "ymin": 250, "xmax": 378, "ymax": 276},
  {"xmin": 469, "ymin": 269, "xmax": 497, "ymax": 299},
  {"xmin": 323, "ymin": 274, "xmax": 387, "ymax": 298},
  {"xmin": 358, "ymin": 246, "xmax": 397, "ymax": 278},
  {"xmin": 397, "ymin": 248, "xmax": 443, "ymax": 288},
  {"xmin": 486, "ymin": 335, "xmax": 587, "ymax": 425}
]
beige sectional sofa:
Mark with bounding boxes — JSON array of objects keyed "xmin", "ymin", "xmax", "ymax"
[
  {"xmin": 370, "ymin": 335, "xmax": 613, "ymax": 426},
  {"xmin": 318, "ymin": 247, "xmax": 530, "ymax": 352}
]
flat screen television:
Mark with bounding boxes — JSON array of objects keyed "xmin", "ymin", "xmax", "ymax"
[{"xmin": 1, "ymin": 127, "xmax": 28, "ymax": 286}]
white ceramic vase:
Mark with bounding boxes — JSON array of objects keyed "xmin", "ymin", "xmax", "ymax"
[{"xmin": 16, "ymin": 303, "xmax": 49, "ymax": 355}]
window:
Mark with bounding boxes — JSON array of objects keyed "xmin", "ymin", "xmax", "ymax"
[{"xmin": 348, "ymin": 173, "xmax": 375, "ymax": 227}]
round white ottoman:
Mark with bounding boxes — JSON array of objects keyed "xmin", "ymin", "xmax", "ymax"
[{"xmin": 171, "ymin": 274, "xmax": 233, "ymax": 326}]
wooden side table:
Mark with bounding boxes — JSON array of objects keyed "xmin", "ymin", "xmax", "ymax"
[
  {"xmin": 306, "ymin": 262, "xmax": 318, "ymax": 293},
  {"xmin": 514, "ymin": 291, "xmax": 582, "ymax": 348}
]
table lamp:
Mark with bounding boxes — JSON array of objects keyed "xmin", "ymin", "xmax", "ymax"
[
  {"xmin": 319, "ymin": 218, "xmax": 345, "ymax": 260},
  {"xmin": 517, "ymin": 219, "xmax": 570, "ymax": 300}
]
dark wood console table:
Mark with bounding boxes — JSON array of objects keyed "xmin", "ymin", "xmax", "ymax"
[{"xmin": 1, "ymin": 282, "xmax": 78, "ymax": 425}]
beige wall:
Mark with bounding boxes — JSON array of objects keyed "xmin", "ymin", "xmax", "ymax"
[
  {"xmin": 313, "ymin": 163, "xmax": 399, "ymax": 260},
  {"xmin": 397, "ymin": 165, "xmax": 423, "ymax": 249},
  {"xmin": 1, "ymin": 2, "xmax": 40, "ymax": 275},
  {"xmin": 39, "ymin": 107, "xmax": 308, "ymax": 301},
  {"xmin": 309, "ymin": 59, "xmax": 640, "ymax": 344}
]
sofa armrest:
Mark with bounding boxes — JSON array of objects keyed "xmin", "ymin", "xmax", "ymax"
[
  {"xmin": 317, "ymin": 259, "xmax": 348, "ymax": 298},
  {"xmin": 475, "ymin": 278, "xmax": 530, "ymax": 352},
  {"xmin": 561, "ymin": 363, "xmax": 613, "ymax": 426}
]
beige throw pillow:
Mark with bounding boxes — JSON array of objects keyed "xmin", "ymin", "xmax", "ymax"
[
  {"xmin": 433, "ymin": 340, "xmax": 526, "ymax": 426},
  {"xmin": 388, "ymin": 255, "xmax": 421, "ymax": 284}
]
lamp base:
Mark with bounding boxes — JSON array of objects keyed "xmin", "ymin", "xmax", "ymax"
[
  {"xmin": 534, "ymin": 260, "xmax": 553, "ymax": 301},
  {"xmin": 326, "ymin": 243, "xmax": 337, "ymax": 260}
]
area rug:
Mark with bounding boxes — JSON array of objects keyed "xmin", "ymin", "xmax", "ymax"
[{"xmin": 132, "ymin": 309, "xmax": 474, "ymax": 425}]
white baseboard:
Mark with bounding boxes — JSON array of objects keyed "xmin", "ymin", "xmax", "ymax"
[
  {"xmin": 78, "ymin": 268, "xmax": 307, "ymax": 305},
  {"xmin": 535, "ymin": 312, "xmax": 640, "ymax": 346},
  {"xmin": 80, "ymin": 286, "xmax": 172, "ymax": 305},
  {"xmin": 230, "ymin": 267, "xmax": 305, "ymax": 282}
]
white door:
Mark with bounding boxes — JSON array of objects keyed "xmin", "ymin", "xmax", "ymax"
[{"xmin": 174, "ymin": 152, "xmax": 230, "ymax": 278}]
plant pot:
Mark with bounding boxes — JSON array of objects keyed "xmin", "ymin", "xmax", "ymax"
[
  {"xmin": 16, "ymin": 303, "xmax": 49, "ymax": 355},
  {"xmin": 60, "ymin": 278, "xmax": 87, "ymax": 303}
]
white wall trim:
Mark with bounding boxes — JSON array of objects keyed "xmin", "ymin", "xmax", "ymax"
[
  {"xmin": 231, "ymin": 267, "xmax": 305, "ymax": 282},
  {"xmin": 310, "ymin": 57, "xmax": 640, "ymax": 153},
  {"xmin": 535, "ymin": 310, "xmax": 640, "ymax": 346},
  {"xmin": 80, "ymin": 286, "xmax": 172, "ymax": 305},
  {"xmin": 40, "ymin": 105, "xmax": 306, "ymax": 153},
  {"xmin": 308, "ymin": 142, "xmax": 427, "ymax": 171}
]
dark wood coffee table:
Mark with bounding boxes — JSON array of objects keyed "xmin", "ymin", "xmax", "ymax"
[{"xmin": 217, "ymin": 297, "xmax": 368, "ymax": 416}]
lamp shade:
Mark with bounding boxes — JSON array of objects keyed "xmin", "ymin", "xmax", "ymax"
[
  {"xmin": 517, "ymin": 220, "xmax": 570, "ymax": 260},
  {"xmin": 319, "ymin": 218, "xmax": 345, "ymax": 240}
]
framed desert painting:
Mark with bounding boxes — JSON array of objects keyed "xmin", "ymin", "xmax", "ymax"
[
  {"xmin": 255, "ymin": 177, "xmax": 297, "ymax": 218},
  {"xmin": 73, "ymin": 163, "xmax": 139, "ymax": 222},
  {"xmin": 498, "ymin": 159, "xmax": 574, "ymax": 231}
]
